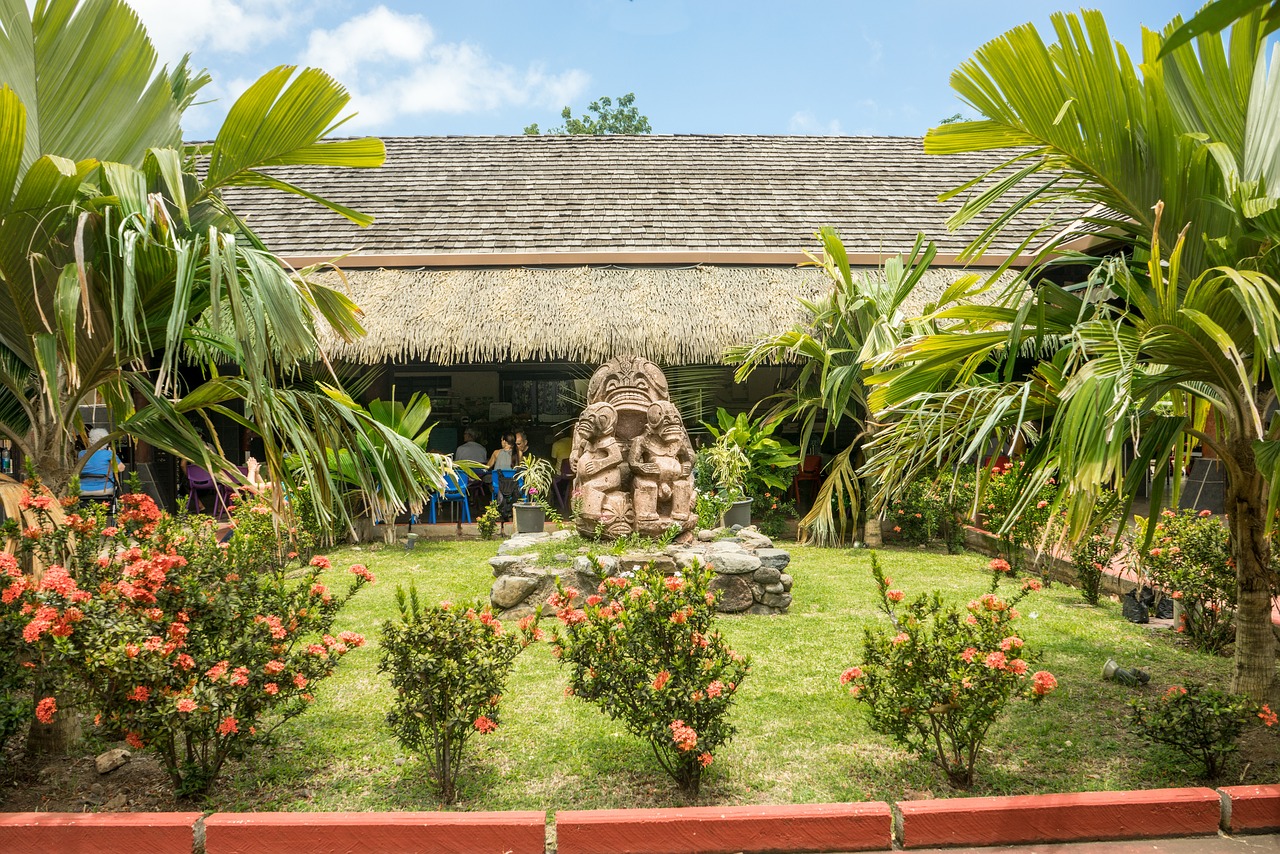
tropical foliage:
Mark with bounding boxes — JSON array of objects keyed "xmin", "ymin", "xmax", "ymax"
[
  {"xmin": 0, "ymin": 0, "xmax": 440, "ymax": 532},
  {"xmin": 863, "ymin": 8, "xmax": 1280, "ymax": 700},
  {"xmin": 728, "ymin": 230, "xmax": 981, "ymax": 545}
]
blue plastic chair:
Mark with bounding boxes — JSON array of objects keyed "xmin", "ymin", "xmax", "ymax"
[
  {"xmin": 429, "ymin": 471, "xmax": 472, "ymax": 524},
  {"xmin": 77, "ymin": 448, "xmax": 118, "ymax": 513}
]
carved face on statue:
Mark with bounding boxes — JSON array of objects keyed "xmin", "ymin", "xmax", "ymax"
[{"xmin": 586, "ymin": 355, "xmax": 669, "ymax": 410}]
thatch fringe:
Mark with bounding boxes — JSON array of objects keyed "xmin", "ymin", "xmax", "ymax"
[{"xmin": 314, "ymin": 265, "xmax": 1005, "ymax": 366}]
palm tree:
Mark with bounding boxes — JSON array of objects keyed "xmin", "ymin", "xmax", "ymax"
[
  {"xmin": 727, "ymin": 229, "xmax": 980, "ymax": 545},
  {"xmin": 865, "ymin": 9, "xmax": 1279, "ymax": 701},
  {"xmin": 0, "ymin": 0, "xmax": 443, "ymax": 532}
]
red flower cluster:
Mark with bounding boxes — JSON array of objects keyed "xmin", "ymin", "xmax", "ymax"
[
  {"xmin": 34, "ymin": 696, "xmax": 57, "ymax": 724},
  {"xmin": 1031, "ymin": 671, "xmax": 1058, "ymax": 696},
  {"xmin": 669, "ymin": 719, "xmax": 698, "ymax": 751},
  {"xmin": 473, "ymin": 715, "xmax": 497, "ymax": 734}
]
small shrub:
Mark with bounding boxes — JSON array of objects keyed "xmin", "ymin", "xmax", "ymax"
[
  {"xmin": 8, "ymin": 486, "xmax": 372, "ymax": 797},
  {"xmin": 887, "ymin": 479, "xmax": 946, "ymax": 545},
  {"xmin": 1071, "ymin": 533, "xmax": 1116, "ymax": 606},
  {"xmin": 1135, "ymin": 509, "xmax": 1234, "ymax": 653},
  {"xmin": 694, "ymin": 489, "xmax": 731, "ymax": 530},
  {"xmin": 476, "ymin": 502, "xmax": 500, "ymax": 540},
  {"xmin": 379, "ymin": 586, "xmax": 539, "ymax": 802},
  {"xmin": 0, "ymin": 551, "xmax": 33, "ymax": 756},
  {"xmin": 981, "ymin": 461, "xmax": 1055, "ymax": 575},
  {"xmin": 1130, "ymin": 684, "xmax": 1276, "ymax": 781},
  {"xmin": 752, "ymin": 491, "xmax": 796, "ymax": 540},
  {"xmin": 550, "ymin": 560, "xmax": 750, "ymax": 794},
  {"xmin": 841, "ymin": 554, "xmax": 1057, "ymax": 788}
]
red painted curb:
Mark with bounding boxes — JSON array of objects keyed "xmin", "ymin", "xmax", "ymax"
[
  {"xmin": 0, "ymin": 812, "xmax": 201, "ymax": 854},
  {"xmin": 1219, "ymin": 785, "xmax": 1280, "ymax": 832},
  {"xmin": 203, "ymin": 810, "xmax": 546, "ymax": 854},
  {"xmin": 896, "ymin": 788, "xmax": 1221, "ymax": 849},
  {"xmin": 555, "ymin": 802, "xmax": 893, "ymax": 854}
]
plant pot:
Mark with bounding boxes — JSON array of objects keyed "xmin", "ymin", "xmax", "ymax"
[
  {"xmin": 513, "ymin": 502, "xmax": 546, "ymax": 534},
  {"xmin": 722, "ymin": 498, "xmax": 753, "ymax": 529}
]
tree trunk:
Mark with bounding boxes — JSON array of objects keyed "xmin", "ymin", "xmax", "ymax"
[{"xmin": 1224, "ymin": 440, "xmax": 1277, "ymax": 703}]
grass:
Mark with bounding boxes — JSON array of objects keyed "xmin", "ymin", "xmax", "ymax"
[{"xmin": 202, "ymin": 538, "xmax": 1272, "ymax": 811}]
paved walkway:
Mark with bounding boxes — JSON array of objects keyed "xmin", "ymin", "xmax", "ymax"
[{"xmin": 910, "ymin": 833, "xmax": 1280, "ymax": 853}]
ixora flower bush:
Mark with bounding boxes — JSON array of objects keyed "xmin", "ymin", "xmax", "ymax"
[
  {"xmin": 841, "ymin": 554, "xmax": 1057, "ymax": 788},
  {"xmin": 379, "ymin": 587, "xmax": 541, "ymax": 803},
  {"xmin": 1135, "ymin": 509, "xmax": 1235, "ymax": 653},
  {"xmin": 4, "ymin": 484, "xmax": 373, "ymax": 797},
  {"xmin": 550, "ymin": 560, "xmax": 750, "ymax": 794},
  {"xmin": 981, "ymin": 460, "xmax": 1056, "ymax": 576},
  {"xmin": 1130, "ymin": 684, "xmax": 1276, "ymax": 781}
]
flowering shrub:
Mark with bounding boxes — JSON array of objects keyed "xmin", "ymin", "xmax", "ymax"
[
  {"xmin": 550, "ymin": 560, "xmax": 750, "ymax": 793},
  {"xmin": 841, "ymin": 554, "xmax": 1057, "ymax": 788},
  {"xmin": 0, "ymin": 551, "xmax": 33, "ymax": 754},
  {"xmin": 887, "ymin": 478, "xmax": 947, "ymax": 546},
  {"xmin": 1130, "ymin": 684, "xmax": 1275, "ymax": 781},
  {"xmin": 379, "ymin": 586, "xmax": 539, "ymax": 802},
  {"xmin": 751, "ymin": 491, "xmax": 796, "ymax": 540},
  {"xmin": 6, "ymin": 486, "xmax": 371, "ymax": 797},
  {"xmin": 982, "ymin": 460, "xmax": 1055, "ymax": 575},
  {"xmin": 1071, "ymin": 532, "xmax": 1116, "ymax": 606},
  {"xmin": 1135, "ymin": 510, "xmax": 1234, "ymax": 653}
]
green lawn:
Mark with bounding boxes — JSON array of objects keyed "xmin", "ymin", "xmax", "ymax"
[{"xmin": 206, "ymin": 538, "xmax": 1271, "ymax": 811}]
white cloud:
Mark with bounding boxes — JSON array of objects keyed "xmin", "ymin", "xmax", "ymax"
[
  {"xmin": 788, "ymin": 111, "xmax": 843, "ymax": 135},
  {"xmin": 124, "ymin": 0, "xmax": 305, "ymax": 62},
  {"xmin": 300, "ymin": 6, "xmax": 590, "ymax": 129}
]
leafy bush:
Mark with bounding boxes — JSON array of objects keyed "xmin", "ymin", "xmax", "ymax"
[
  {"xmin": 1135, "ymin": 509, "xmax": 1234, "ymax": 653},
  {"xmin": 7, "ymin": 486, "xmax": 372, "ymax": 797},
  {"xmin": 550, "ymin": 560, "xmax": 750, "ymax": 793},
  {"xmin": 379, "ymin": 587, "xmax": 539, "ymax": 802},
  {"xmin": 751, "ymin": 491, "xmax": 796, "ymax": 540},
  {"xmin": 694, "ymin": 487, "xmax": 732, "ymax": 530},
  {"xmin": 887, "ymin": 479, "xmax": 946, "ymax": 545},
  {"xmin": 1071, "ymin": 533, "xmax": 1115, "ymax": 606},
  {"xmin": 1130, "ymin": 684, "xmax": 1275, "ymax": 781},
  {"xmin": 841, "ymin": 554, "xmax": 1057, "ymax": 788},
  {"xmin": 476, "ymin": 502, "xmax": 501, "ymax": 540},
  {"xmin": 0, "ymin": 550, "xmax": 34, "ymax": 756},
  {"xmin": 702, "ymin": 408, "xmax": 800, "ymax": 499},
  {"xmin": 981, "ymin": 460, "xmax": 1055, "ymax": 575}
]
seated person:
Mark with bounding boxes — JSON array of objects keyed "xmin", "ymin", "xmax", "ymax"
[
  {"xmin": 454, "ymin": 429, "xmax": 488, "ymax": 466},
  {"xmin": 485, "ymin": 432, "xmax": 517, "ymax": 472},
  {"xmin": 78, "ymin": 427, "xmax": 124, "ymax": 498}
]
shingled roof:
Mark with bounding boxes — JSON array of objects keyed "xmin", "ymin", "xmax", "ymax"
[{"xmin": 222, "ymin": 135, "xmax": 1055, "ymax": 261}]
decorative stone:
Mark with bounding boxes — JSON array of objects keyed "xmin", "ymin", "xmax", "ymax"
[
  {"xmin": 752, "ymin": 566, "xmax": 782, "ymax": 585},
  {"xmin": 706, "ymin": 539, "xmax": 744, "ymax": 552},
  {"xmin": 619, "ymin": 553, "xmax": 677, "ymax": 575},
  {"xmin": 489, "ymin": 554, "xmax": 532, "ymax": 574},
  {"xmin": 780, "ymin": 573, "xmax": 793, "ymax": 592},
  {"xmin": 498, "ymin": 533, "xmax": 550, "ymax": 555},
  {"xmin": 737, "ymin": 528, "xmax": 773, "ymax": 549},
  {"xmin": 764, "ymin": 582, "xmax": 785, "ymax": 595},
  {"xmin": 697, "ymin": 529, "xmax": 718, "ymax": 542},
  {"xmin": 595, "ymin": 555, "xmax": 619, "ymax": 576},
  {"xmin": 553, "ymin": 553, "xmax": 572, "ymax": 563},
  {"xmin": 756, "ymin": 549, "xmax": 791, "ymax": 571},
  {"xmin": 104, "ymin": 792, "xmax": 128, "ymax": 810},
  {"xmin": 95, "ymin": 748, "xmax": 131, "ymax": 775},
  {"xmin": 709, "ymin": 575, "xmax": 754, "ymax": 612},
  {"xmin": 747, "ymin": 603, "xmax": 778, "ymax": 615},
  {"xmin": 491, "ymin": 575, "xmax": 542, "ymax": 609},
  {"xmin": 550, "ymin": 529, "xmax": 574, "ymax": 540},
  {"xmin": 675, "ymin": 552, "xmax": 706, "ymax": 570},
  {"xmin": 706, "ymin": 552, "xmax": 761, "ymax": 575},
  {"xmin": 573, "ymin": 556, "xmax": 596, "ymax": 575},
  {"xmin": 760, "ymin": 591, "xmax": 792, "ymax": 609}
]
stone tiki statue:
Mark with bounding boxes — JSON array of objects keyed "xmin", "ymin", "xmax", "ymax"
[{"xmin": 570, "ymin": 356, "xmax": 697, "ymax": 539}]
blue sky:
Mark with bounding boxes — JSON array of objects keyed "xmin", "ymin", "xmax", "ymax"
[{"xmin": 125, "ymin": 1, "xmax": 1205, "ymax": 138}]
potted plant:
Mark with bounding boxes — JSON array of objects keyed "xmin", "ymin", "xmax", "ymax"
[
  {"xmin": 513, "ymin": 454, "xmax": 555, "ymax": 534},
  {"xmin": 702, "ymin": 441, "xmax": 752, "ymax": 528}
]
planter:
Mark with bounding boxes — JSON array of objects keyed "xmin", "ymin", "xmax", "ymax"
[
  {"xmin": 722, "ymin": 498, "xmax": 753, "ymax": 529},
  {"xmin": 513, "ymin": 502, "xmax": 546, "ymax": 534}
]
